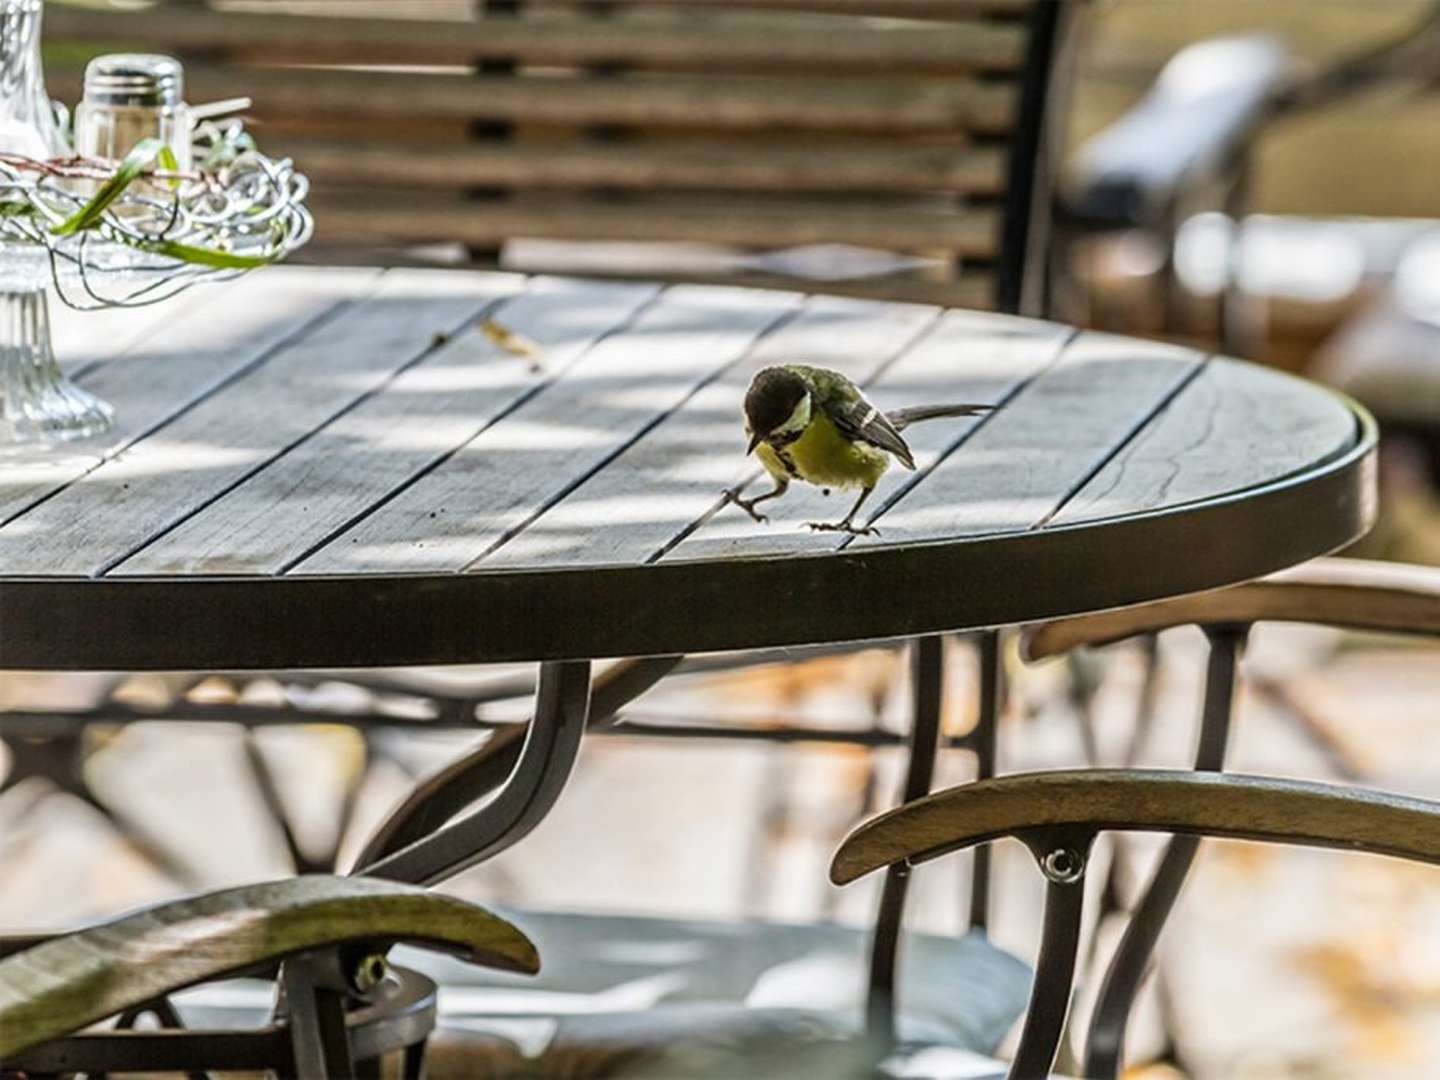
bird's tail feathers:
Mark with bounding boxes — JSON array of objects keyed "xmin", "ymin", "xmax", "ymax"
[{"xmin": 886, "ymin": 403, "xmax": 993, "ymax": 430}]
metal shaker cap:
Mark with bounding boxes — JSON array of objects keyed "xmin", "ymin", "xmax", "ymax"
[{"xmin": 82, "ymin": 54, "xmax": 184, "ymax": 108}]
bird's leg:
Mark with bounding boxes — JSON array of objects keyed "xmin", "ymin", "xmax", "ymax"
[
  {"xmin": 725, "ymin": 478, "xmax": 788, "ymax": 524},
  {"xmin": 806, "ymin": 486, "xmax": 879, "ymax": 536}
]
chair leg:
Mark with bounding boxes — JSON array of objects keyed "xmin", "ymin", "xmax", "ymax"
[
  {"xmin": 1082, "ymin": 624, "xmax": 1249, "ymax": 1079},
  {"xmin": 1009, "ymin": 833, "xmax": 1094, "ymax": 1080},
  {"xmin": 865, "ymin": 635, "xmax": 945, "ymax": 1047},
  {"xmin": 285, "ymin": 960, "xmax": 356, "ymax": 1080},
  {"xmin": 403, "ymin": 1039, "xmax": 429, "ymax": 1080},
  {"xmin": 969, "ymin": 630, "xmax": 1002, "ymax": 935}
]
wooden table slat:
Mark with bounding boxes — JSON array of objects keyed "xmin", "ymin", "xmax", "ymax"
[
  {"xmin": 481, "ymin": 293, "xmax": 942, "ymax": 569},
  {"xmin": 114, "ymin": 278, "xmax": 660, "ymax": 577},
  {"xmin": 298, "ymin": 284, "xmax": 804, "ymax": 575},
  {"xmin": 846, "ymin": 332, "xmax": 1210, "ymax": 547},
  {"xmin": 0, "ymin": 268, "xmax": 379, "ymax": 530},
  {"xmin": 1049, "ymin": 360, "xmax": 1361, "ymax": 528},
  {"xmin": 0, "ymin": 270, "xmax": 523, "ymax": 578}
]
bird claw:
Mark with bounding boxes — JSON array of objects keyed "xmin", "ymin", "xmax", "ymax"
[
  {"xmin": 724, "ymin": 489, "xmax": 769, "ymax": 524},
  {"xmin": 805, "ymin": 520, "xmax": 879, "ymax": 537}
]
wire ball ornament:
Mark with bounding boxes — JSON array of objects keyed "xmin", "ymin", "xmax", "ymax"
[{"xmin": 0, "ymin": 118, "xmax": 313, "ymax": 309}]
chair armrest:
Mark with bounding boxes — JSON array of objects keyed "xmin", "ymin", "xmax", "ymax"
[
  {"xmin": 1061, "ymin": 35, "xmax": 1290, "ymax": 230},
  {"xmin": 0, "ymin": 875, "xmax": 538, "ymax": 1057},
  {"xmin": 1020, "ymin": 557, "xmax": 1440, "ymax": 660},
  {"xmin": 831, "ymin": 767, "xmax": 1440, "ymax": 884}
]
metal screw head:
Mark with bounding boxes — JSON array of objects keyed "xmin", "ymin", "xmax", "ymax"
[
  {"xmin": 1041, "ymin": 846, "xmax": 1085, "ymax": 884},
  {"xmin": 350, "ymin": 952, "xmax": 389, "ymax": 994}
]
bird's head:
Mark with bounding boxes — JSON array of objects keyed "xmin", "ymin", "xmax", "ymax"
[{"xmin": 743, "ymin": 367, "xmax": 811, "ymax": 454}]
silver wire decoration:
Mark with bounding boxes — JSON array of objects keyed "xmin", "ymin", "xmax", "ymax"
[{"xmin": 0, "ymin": 118, "xmax": 312, "ymax": 310}]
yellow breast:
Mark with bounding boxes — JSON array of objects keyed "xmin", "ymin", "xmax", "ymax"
[{"xmin": 760, "ymin": 413, "xmax": 891, "ymax": 490}]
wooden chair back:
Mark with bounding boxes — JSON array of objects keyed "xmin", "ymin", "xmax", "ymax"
[
  {"xmin": 1021, "ymin": 557, "xmax": 1440, "ymax": 660},
  {"xmin": 44, "ymin": 0, "xmax": 1073, "ymax": 312},
  {"xmin": 832, "ymin": 767, "xmax": 1440, "ymax": 1078}
]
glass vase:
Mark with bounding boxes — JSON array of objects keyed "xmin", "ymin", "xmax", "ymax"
[{"xmin": 0, "ymin": 0, "xmax": 113, "ymax": 444}]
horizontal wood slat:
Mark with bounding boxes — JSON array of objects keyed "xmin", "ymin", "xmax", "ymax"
[
  {"xmin": 484, "ymin": 265, "xmax": 1000, "ymax": 312},
  {"xmin": 43, "ymin": 65, "xmax": 1015, "ymax": 135},
  {"xmin": 273, "ymin": 139, "xmax": 1008, "ymax": 196},
  {"xmin": 44, "ymin": 6, "xmax": 1026, "ymax": 75},
  {"xmin": 305, "ymin": 193, "xmax": 1000, "ymax": 254},
  {"xmin": 527, "ymin": 1, "xmax": 1037, "ymax": 18}
]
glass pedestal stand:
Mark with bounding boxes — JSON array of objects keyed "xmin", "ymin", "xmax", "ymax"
[{"xmin": 0, "ymin": 287, "xmax": 112, "ymax": 442}]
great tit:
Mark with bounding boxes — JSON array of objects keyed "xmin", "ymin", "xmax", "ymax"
[{"xmin": 729, "ymin": 364, "xmax": 992, "ymax": 535}]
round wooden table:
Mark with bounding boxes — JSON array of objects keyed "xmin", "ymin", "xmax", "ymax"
[
  {"xmin": 0, "ymin": 267, "xmax": 1374, "ymax": 670},
  {"xmin": 0, "ymin": 266, "xmax": 1376, "ymax": 885}
]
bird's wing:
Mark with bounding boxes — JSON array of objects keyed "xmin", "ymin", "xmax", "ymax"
[{"xmin": 824, "ymin": 392, "xmax": 916, "ymax": 470}]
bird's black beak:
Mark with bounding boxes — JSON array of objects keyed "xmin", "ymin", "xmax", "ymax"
[{"xmin": 746, "ymin": 432, "xmax": 763, "ymax": 455}]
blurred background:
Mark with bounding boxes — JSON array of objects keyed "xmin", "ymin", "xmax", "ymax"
[{"xmin": 7, "ymin": 2, "xmax": 1440, "ymax": 1076}]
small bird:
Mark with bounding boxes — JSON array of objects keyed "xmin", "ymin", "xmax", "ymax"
[{"xmin": 727, "ymin": 364, "xmax": 992, "ymax": 535}]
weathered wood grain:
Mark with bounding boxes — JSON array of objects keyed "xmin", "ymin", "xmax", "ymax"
[
  {"xmin": 0, "ymin": 270, "xmax": 521, "ymax": 577},
  {"xmin": 46, "ymin": 65, "xmax": 1015, "ymax": 135},
  {"xmin": 116, "ymin": 279, "xmax": 658, "ymax": 576},
  {"xmin": 274, "ymin": 138, "xmax": 1006, "ymax": 196},
  {"xmin": 482, "ymin": 294, "xmax": 940, "ymax": 569},
  {"xmin": 46, "ymin": 5, "xmax": 1026, "ymax": 74},
  {"xmin": 306, "ymin": 193, "xmax": 1000, "ymax": 256},
  {"xmin": 1021, "ymin": 557, "xmax": 1440, "ymax": 660},
  {"xmin": 299, "ymin": 285, "xmax": 803, "ymax": 575},
  {"xmin": 46, "ymin": 287, "xmax": 209, "ymax": 377},
  {"xmin": 663, "ymin": 309, "xmax": 1072, "ymax": 562},
  {"xmin": 0, "ymin": 875, "xmax": 537, "ymax": 1057},
  {"xmin": 830, "ymin": 768, "xmax": 1440, "ymax": 885},
  {"xmin": 1048, "ymin": 360, "xmax": 1359, "ymax": 526},
  {"xmin": 845, "ymin": 333, "xmax": 1208, "ymax": 546},
  {"xmin": 0, "ymin": 268, "xmax": 378, "ymax": 529}
]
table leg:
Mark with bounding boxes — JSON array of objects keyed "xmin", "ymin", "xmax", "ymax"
[
  {"xmin": 357, "ymin": 656, "xmax": 684, "ymax": 885},
  {"xmin": 360, "ymin": 659, "xmax": 592, "ymax": 886},
  {"xmin": 865, "ymin": 634, "xmax": 945, "ymax": 1046}
]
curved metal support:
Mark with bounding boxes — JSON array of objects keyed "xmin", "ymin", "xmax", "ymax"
[
  {"xmin": 865, "ymin": 635, "xmax": 945, "ymax": 1047},
  {"xmin": 355, "ymin": 655, "xmax": 682, "ymax": 875},
  {"xmin": 1009, "ymin": 832, "xmax": 1095, "ymax": 1080},
  {"xmin": 361, "ymin": 660, "xmax": 593, "ymax": 885},
  {"xmin": 1083, "ymin": 624, "xmax": 1246, "ymax": 1079}
]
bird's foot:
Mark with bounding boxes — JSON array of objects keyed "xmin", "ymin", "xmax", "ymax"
[
  {"xmin": 805, "ymin": 519, "xmax": 879, "ymax": 537},
  {"xmin": 724, "ymin": 489, "xmax": 769, "ymax": 524}
]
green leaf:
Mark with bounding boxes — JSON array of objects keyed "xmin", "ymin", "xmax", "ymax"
[
  {"xmin": 157, "ymin": 143, "xmax": 180, "ymax": 192},
  {"xmin": 138, "ymin": 238, "xmax": 276, "ymax": 269},
  {"xmin": 51, "ymin": 137, "xmax": 167, "ymax": 236}
]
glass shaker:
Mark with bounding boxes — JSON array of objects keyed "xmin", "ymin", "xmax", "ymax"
[{"xmin": 73, "ymin": 54, "xmax": 192, "ymax": 170}]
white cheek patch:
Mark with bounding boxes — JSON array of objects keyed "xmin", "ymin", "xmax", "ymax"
[{"xmin": 775, "ymin": 395, "xmax": 812, "ymax": 436}]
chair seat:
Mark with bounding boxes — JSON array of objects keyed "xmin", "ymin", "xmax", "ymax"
[{"xmin": 390, "ymin": 908, "xmax": 1031, "ymax": 1077}]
